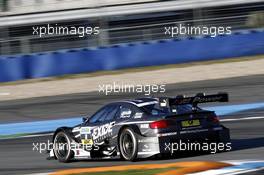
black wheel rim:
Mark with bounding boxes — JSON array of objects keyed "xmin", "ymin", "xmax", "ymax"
[
  {"xmin": 122, "ymin": 132, "xmax": 134, "ymax": 157},
  {"xmin": 55, "ymin": 134, "xmax": 69, "ymax": 158}
]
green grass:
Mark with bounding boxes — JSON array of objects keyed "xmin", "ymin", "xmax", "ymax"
[{"xmin": 72, "ymin": 168, "xmax": 176, "ymax": 175}]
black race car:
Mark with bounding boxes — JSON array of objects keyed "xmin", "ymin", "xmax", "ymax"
[{"xmin": 48, "ymin": 93, "xmax": 230, "ymax": 162}]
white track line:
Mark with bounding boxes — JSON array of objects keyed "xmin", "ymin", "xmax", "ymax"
[
  {"xmin": 2, "ymin": 116, "xmax": 264, "ymax": 140},
  {"xmin": 0, "ymin": 92, "xmax": 10, "ymax": 96},
  {"xmin": 0, "ymin": 133, "xmax": 53, "ymax": 140},
  {"xmin": 188, "ymin": 160, "xmax": 264, "ymax": 175},
  {"xmin": 20, "ymin": 133, "xmax": 53, "ymax": 138},
  {"xmin": 220, "ymin": 116, "xmax": 264, "ymax": 122},
  {"xmin": 225, "ymin": 167, "xmax": 264, "ymax": 175}
]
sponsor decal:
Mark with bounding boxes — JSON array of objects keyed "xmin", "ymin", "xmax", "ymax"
[
  {"xmin": 172, "ymin": 109, "xmax": 177, "ymax": 113},
  {"xmin": 160, "ymin": 99, "xmax": 167, "ymax": 107},
  {"xmin": 138, "ymin": 137, "xmax": 158, "ymax": 143},
  {"xmin": 142, "ymin": 144, "xmax": 152, "ymax": 152},
  {"xmin": 180, "ymin": 128, "xmax": 208, "ymax": 134},
  {"xmin": 120, "ymin": 110, "xmax": 132, "ymax": 118},
  {"xmin": 138, "ymin": 139, "xmax": 147, "ymax": 143},
  {"xmin": 140, "ymin": 124, "xmax": 149, "ymax": 128},
  {"xmin": 74, "ymin": 149, "xmax": 91, "ymax": 157},
  {"xmin": 80, "ymin": 127, "xmax": 92, "ymax": 134},
  {"xmin": 193, "ymin": 96, "xmax": 223, "ymax": 103},
  {"xmin": 134, "ymin": 112, "xmax": 143, "ymax": 119},
  {"xmin": 81, "ymin": 139, "xmax": 93, "ymax": 145},
  {"xmin": 158, "ymin": 132, "xmax": 177, "ymax": 137},
  {"xmin": 92, "ymin": 122, "xmax": 115, "ymax": 140}
]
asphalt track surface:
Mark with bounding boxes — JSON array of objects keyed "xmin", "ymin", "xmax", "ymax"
[{"xmin": 0, "ymin": 74, "xmax": 264, "ymax": 175}]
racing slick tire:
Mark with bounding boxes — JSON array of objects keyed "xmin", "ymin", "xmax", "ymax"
[
  {"xmin": 119, "ymin": 127, "xmax": 138, "ymax": 161},
  {"xmin": 53, "ymin": 131, "xmax": 74, "ymax": 163}
]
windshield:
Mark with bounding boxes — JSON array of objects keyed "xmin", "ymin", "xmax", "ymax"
[{"xmin": 141, "ymin": 103, "xmax": 194, "ymax": 116}]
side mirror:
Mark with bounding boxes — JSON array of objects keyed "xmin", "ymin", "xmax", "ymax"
[{"xmin": 82, "ymin": 117, "xmax": 87, "ymax": 123}]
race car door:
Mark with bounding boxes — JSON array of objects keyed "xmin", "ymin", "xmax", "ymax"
[{"xmin": 82, "ymin": 104, "xmax": 120, "ymax": 145}]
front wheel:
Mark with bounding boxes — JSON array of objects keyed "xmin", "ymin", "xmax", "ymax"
[
  {"xmin": 119, "ymin": 128, "xmax": 138, "ymax": 161},
  {"xmin": 53, "ymin": 131, "xmax": 73, "ymax": 163}
]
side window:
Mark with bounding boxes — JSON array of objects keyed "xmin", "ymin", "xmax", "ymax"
[
  {"xmin": 89, "ymin": 105, "xmax": 120, "ymax": 124},
  {"xmin": 88, "ymin": 107, "xmax": 108, "ymax": 124},
  {"xmin": 101, "ymin": 105, "xmax": 119, "ymax": 122}
]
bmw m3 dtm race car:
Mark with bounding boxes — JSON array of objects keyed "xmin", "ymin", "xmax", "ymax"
[{"xmin": 48, "ymin": 92, "xmax": 230, "ymax": 162}]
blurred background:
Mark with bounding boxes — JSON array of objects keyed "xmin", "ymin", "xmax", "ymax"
[
  {"xmin": 0, "ymin": 0, "xmax": 264, "ymax": 56},
  {"xmin": 0, "ymin": 3, "xmax": 264, "ymax": 175}
]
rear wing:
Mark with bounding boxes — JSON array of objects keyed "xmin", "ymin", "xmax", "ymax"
[{"xmin": 159, "ymin": 92, "xmax": 228, "ymax": 109}]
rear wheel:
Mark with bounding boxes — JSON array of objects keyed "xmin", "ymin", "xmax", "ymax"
[
  {"xmin": 119, "ymin": 128, "xmax": 138, "ymax": 161},
  {"xmin": 53, "ymin": 131, "xmax": 73, "ymax": 162}
]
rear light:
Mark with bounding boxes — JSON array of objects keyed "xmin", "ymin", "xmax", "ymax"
[
  {"xmin": 208, "ymin": 115, "xmax": 219, "ymax": 123},
  {"xmin": 149, "ymin": 120, "xmax": 169, "ymax": 129}
]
